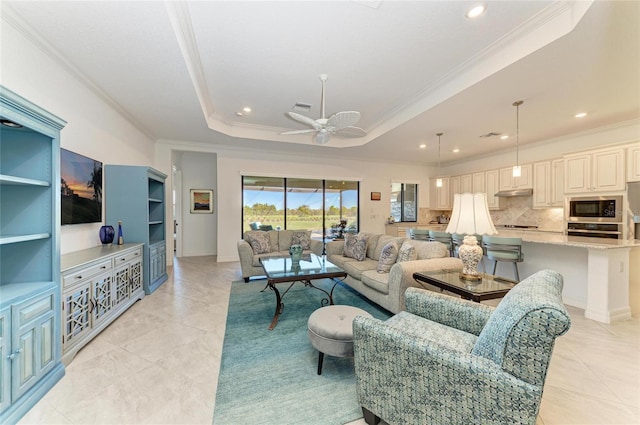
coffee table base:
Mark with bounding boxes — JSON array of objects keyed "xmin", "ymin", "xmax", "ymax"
[{"xmin": 266, "ymin": 278, "xmax": 341, "ymax": 330}]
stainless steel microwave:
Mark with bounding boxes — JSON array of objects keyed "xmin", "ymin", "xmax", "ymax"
[{"xmin": 567, "ymin": 196, "xmax": 623, "ymax": 223}]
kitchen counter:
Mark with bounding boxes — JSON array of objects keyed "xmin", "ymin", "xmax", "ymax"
[
  {"xmin": 495, "ymin": 229, "xmax": 640, "ymax": 250},
  {"xmin": 486, "ymin": 230, "xmax": 639, "ymax": 324}
]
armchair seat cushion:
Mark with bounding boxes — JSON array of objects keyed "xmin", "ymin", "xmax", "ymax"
[{"xmin": 385, "ymin": 311, "xmax": 477, "ymax": 353}]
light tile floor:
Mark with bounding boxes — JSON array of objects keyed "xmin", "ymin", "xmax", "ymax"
[{"xmin": 19, "ymin": 256, "xmax": 640, "ymax": 425}]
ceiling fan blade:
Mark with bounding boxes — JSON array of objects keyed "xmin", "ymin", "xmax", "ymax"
[
  {"xmin": 314, "ymin": 130, "xmax": 331, "ymax": 144},
  {"xmin": 328, "ymin": 111, "xmax": 361, "ymax": 129},
  {"xmin": 281, "ymin": 129, "xmax": 317, "ymax": 135},
  {"xmin": 286, "ymin": 112, "xmax": 321, "ymax": 129},
  {"xmin": 333, "ymin": 126, "xmax": 367, "ymax": 138}
]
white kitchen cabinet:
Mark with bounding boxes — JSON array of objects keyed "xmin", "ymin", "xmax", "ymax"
[
  {"xmin": 564, "ymin": 147, "xmax": 625, "ymax": 193},
  {"xmin": 61, "ymin": 244, "xmax": 144, "ymax": 364},
  {"xmin": 429, "ymin": 177, "xmax": 451, "ymax": 210},
  {"xmin": 499, "ymin": 164, "xmax": 532, "ymax": 190},
  {"xmin": 472, "ymin": 172, "xmax": 485, "ymax": 193},
  {"xmin": 533, "ymin": 159, "xmax": 564, "ymax": 208},
  {"xmin": 627, "ymin": 144, "xmax": 640, "ymax": 182},
  {"xmin": 485, "ymin": 169, "xmax": 504, "ymax": 210},
  {"xmin": 460, "ymin": 174, "xmax": 473, "ymax": 193}
]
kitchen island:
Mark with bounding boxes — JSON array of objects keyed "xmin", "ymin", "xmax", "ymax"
[{"xmin": 493, "ymin": 229, "xmax": 640, "ymax": 323}]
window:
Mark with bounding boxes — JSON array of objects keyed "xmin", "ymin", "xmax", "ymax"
[
  {"xmin": 242, "ymin": 176, "xmax": 359, "ymax": 239},
  {"xmin": 391, "ymin": 183, "xmax": 417, "ymax": 222}
]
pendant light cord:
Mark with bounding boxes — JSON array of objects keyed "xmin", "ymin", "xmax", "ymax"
[{"xmin": 513, "ymin": 101, "xmax": 523, "ymax": 167}]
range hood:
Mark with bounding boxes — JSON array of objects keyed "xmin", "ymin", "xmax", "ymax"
[{"xmin": 494, "ymin": 188, "xmax": 533, "ymax": 197}]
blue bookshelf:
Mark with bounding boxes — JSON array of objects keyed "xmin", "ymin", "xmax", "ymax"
[
  {"xmin": 0, "ymin": 86, "xmax": 66, "ymax": 424},
  {"xmin": 105, "ymin": 165, "xmax": 168, "ymax": 294}
]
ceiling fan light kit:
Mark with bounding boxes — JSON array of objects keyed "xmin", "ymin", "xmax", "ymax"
[{"xmin": 281, "ymin": 74, "xmax": 367, "ymax": 144}]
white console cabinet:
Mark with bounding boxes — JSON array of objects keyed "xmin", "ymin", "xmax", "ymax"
[{"xmin": 60, "ymin": 244, "xmax": 144, "ymax": 364}]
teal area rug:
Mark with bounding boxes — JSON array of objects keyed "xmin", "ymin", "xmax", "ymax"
[{"xmin": 213, "ymin": 279, "xmax": 391, "ymax": 425}]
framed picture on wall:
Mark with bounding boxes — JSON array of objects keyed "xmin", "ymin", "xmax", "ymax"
[
  {"xmin": 371, "ymin": 192, "xmax": 381, "ymax": 201},
  {"xmin": 190, "ymin": 189, "xmax": 214, "ymax": 213}
]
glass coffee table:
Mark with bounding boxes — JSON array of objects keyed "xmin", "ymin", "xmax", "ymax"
[
  {"xmin": 413, "ymin": 270, "xmax": 517, "ymax": 302},
  {"xmin": 260, "ymin": 253, "xmax": 347, "ymax": 330}
]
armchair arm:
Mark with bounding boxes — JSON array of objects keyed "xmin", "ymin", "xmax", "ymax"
[
  {"xmin": 353, "ymin": 316, "xmax": 541, "ymax": 425},
  {"xmin": 385, "ymin": 257, "xmax": 463, "ymax": 312},
  {"xmin": 309, "ymin": 239, "xmax": 324, "ymax": 256},
  {"xmin": 405, "ymin": 287, "xmax": 494, "ymax": 336},
  {"xmin": 237, "ymin": 240, "xmax": 255, "ymax": 277},
  {"xmin": 325, "ymin": 240, "xmax": 344, "ymax": 256}
]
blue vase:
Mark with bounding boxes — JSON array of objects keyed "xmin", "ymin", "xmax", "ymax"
[
  {"xmin": 117, "ymin": 221, "xmax": 124, "ymax": 245},
  {"xmin": 99, "ymin": 225, "xmax": 115, "ymax": 245}
]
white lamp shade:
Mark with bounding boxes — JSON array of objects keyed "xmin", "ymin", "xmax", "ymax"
[{"xmin": 445, "ymin": 192, "xmax": 497, "ymax": 235}]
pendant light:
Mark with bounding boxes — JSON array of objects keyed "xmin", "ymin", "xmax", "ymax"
[
  {"xmin": 436, "ymin": 132, "xmax": 443, "ymax": 187},
  {"xmin": 512, "ymin": 100, "xmax": 523, "ymax": 177}
]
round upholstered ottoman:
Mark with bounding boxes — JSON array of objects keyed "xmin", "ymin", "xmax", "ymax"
[{"xmin": 307, "ymin": 305, "xmax": 373, "ymax": 375}]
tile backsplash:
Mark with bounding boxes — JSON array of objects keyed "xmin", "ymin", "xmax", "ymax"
[
  {"xmin": 423, "ymin": 197, "xmax": 565, "ymax": 231},
  {"xmin": 490, "ymin": 197, "xmax": 564, "ymax": 231}
]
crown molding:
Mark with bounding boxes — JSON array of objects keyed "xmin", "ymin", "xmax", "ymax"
[{"xmin": 1, "ymin": 4, "xmax": 156, "ymax": 141}]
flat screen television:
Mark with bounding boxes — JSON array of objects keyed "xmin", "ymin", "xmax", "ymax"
[{"xmin": 61, "ymin": 148, "xmax": 102, "ymax": 225}]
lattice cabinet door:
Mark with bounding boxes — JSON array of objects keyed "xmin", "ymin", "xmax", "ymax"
[
  {"xmin": 91, "ymin": 272, "xmax": 113, "ymax": 328},
  {"xmin": 62, "ymin": 283, "xmax": 92, "ymax": 353},
  {"xmin": 128, "ymin": 257, "xmax": 143, "ymax": 297},
  {"xmin": 113, "ymin": 265, "xmax": 131, "ymax": 309}
]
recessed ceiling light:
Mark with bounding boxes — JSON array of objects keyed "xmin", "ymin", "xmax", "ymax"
[
  {"xmin": 466, "ymin": 4, "xmax": 486, "ymax": 19},
  {"xmin": 419, "ymin": 144, "xmax": 426, "ymax": 149},
  {"xmin": 0, "ymin": 119, "xmax": 22, "ymax": 128},
  {"xmin": 575, "ymin": 112, "xmax": 587, "ymax": 118},
  {"xmin": 500, "ymin": 135, "xmax": 509, "ymax": 140},
  {"xmin": 452, "ymin": 148, "xmax": 460, "ymax": 153},
  {"xmin": 235, "ymin": 112, "xmax": 243, "ymax": 117},
  {"xmin": 243, "ymin": 107, "xmax": 252, "ymax": 113}
]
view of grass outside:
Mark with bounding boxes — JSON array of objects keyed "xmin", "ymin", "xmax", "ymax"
[{"xmin": 242, "ymin": 176, "xmax": 359, "ymax": 238}]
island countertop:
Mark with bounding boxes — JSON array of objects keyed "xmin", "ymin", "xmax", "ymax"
[{"xmin": 495, "ymin": 230, "xmax": 640, "ymax": 250}]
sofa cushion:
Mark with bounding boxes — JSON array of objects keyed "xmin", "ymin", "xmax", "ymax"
[
  {"xmin": 361, "ymin": 233, "xmax": 381, "ymax": 260},
  {"xmin": 244, "ymin": 231, "xmax": 271, "ymax": 254},
  {"xmin": 377, "ymin": 241, "xmax": 399, "ymax": 273},
  {"xmin": 342, "ymin": 258, "xmax": 378, "ymax": 280},
  {"xmin": 344, "ymin": 233, "xmax": 368, "ymax": 261},
  {"xmin": 403, "ymin": 240, "xmax": 447, "ymax": 260},
  {"xmin": 372, "ymin": 235, "xmax": 404, "ymax": 261},
  {"xmin": 397, "ymin": 241, "xmax": 418, "ymax": 262},
  {"xmin": 361, "ymin": 269, "xmax": 390, "ymax": 294},
  {"xmin": 327, "ymin": 254, "xmax": 358, "ymax": 269},
  {"xmin": 291, "ymin": 230, "xmax": 311, "ymax": 250},
  {"xmin": 278, "ymin": 230, "xmax": 294, "ymax": 251}
]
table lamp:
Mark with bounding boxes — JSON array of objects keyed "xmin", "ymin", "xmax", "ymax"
[{"xmin": 445, "ymin": 193, "xmax": 497, "ymax": 281}]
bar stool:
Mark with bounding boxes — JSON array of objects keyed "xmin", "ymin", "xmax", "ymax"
[
  {"xmin": 412, "ymin": 229, "xmax": 430, "ymax": 240},
  {"xmin": 428, "ymin": 230, "xmax": 453, "ymax": 256},
  {"xmin": 482, "ymin": 235, "xmax": 524, "ymax": 281}
]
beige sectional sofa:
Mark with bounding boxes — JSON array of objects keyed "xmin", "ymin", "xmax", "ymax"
[
  {"xmin": 325, "ymin": 233, "xmax": 463, "ymax": 313},
  {"xmin": 238, "ymin": 229, "xmax": 324, "ymax": 282}
]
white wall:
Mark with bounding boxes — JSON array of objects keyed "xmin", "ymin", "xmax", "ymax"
[
  {"xmin": 175, "ymin": 151, "xmax": 218, "ymax": 257},
  {"xmin": 1, "ymin": 15, "xmax": 156, "ymax": 254},
  {"xmin": 156, "ymin": 141, "xmax": 432, "ymax": 263}
]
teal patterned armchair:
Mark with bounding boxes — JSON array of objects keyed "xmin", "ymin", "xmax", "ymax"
[{"xmin": 353, "ymin": 269, "xmax": 571, "ymax": 425}]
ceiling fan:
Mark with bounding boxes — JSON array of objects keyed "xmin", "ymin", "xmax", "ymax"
[{"xmin": 281, "ymin": 74, "xmax": 367, "ymax": 144}]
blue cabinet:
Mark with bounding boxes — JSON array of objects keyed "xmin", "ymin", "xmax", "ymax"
[
  {"xmin": 105, "ymin": 166, "xmax": 168, "ymax": 294},
  {"xmin": 0, "ymin": 86, "xmax": 65, "ymax": 424}
]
